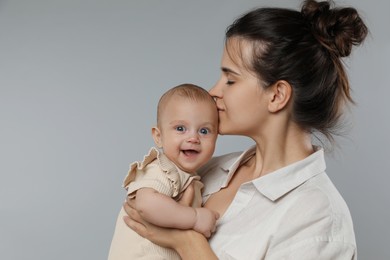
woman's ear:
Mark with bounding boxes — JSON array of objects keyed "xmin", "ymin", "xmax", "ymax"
[
  {"xmin": 268, "ymin": 80, "xmax": 292, "ymax": 113},
  {"xmin": 152, "ymin": 126, "xmax": 163, "ymax": 148}
]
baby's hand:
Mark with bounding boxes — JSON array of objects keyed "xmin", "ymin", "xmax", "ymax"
[{"xmin": 193, "ymin": 207, "xmax": 219, "ymax": 238}]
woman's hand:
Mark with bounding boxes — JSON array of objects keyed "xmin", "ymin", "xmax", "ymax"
[
  {"xmin": 123, "ymin": 185, "xmax": 218, "ymax": 259},
  {"xmin": 122, "ymin": 199, "xmax": 185, "ymax": 249},
  {"xmin": 122, "ymin": 183, "xmax": 196, "ymax": 249}
]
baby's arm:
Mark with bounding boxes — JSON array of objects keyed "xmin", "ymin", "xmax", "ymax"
[{"xmin": 134, "ymin": 187, "xmax": 218, "ymax": 237}]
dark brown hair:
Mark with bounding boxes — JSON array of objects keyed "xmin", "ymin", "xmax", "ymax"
[{"xmin": 225, "ymin": 0, "xmax": 368, "ymax": 141}]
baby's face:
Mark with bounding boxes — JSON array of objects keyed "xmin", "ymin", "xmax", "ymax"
[{"xmin": 154, "ymin": 98, "xmax": 218, "ymax": 173}]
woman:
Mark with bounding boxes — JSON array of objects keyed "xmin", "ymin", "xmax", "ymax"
[{"xmin": 123, "ymin": 0, "xmax": 368, "ymax": 259}]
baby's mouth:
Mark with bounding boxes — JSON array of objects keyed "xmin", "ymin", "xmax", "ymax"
[{"xmin": 181, "ymin": 149, "xmax": 200, "ymax": 156}]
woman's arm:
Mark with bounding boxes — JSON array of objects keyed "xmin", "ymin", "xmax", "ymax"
[
  {"xmin": 123, "ymin": 199, "xmax": 218, "ymax": 260},
  {"xmin": 135, "ymin": 187, "xmax": 218, "ymax": 237}
]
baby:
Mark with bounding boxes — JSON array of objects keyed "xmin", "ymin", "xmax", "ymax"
[{"xmin": 108, "ymin": 83, "xmax": 219, "ymax": 259}]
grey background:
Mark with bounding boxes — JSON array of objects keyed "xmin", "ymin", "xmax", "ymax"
[{"xmin": 0, "ymin": 0, "xmax": 388, "ymax": 259}]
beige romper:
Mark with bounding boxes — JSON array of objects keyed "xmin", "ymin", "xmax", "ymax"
[{"xmin": 108, "ymin": 147, "xmax": 204, "ymax": 260}]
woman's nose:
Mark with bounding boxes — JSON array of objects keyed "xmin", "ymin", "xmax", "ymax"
[{"xmin": 209, "ymin": 81, "xmax": 222, "ymax": 99}]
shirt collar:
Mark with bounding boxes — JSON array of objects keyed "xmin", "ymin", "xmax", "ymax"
[
  {"xmin": 219, "ymin": 146, "xmax": 256, "ymax": 188},
  {"xmin": 254, "ymin": 147, "xmax": 325, "ymax": 201},
  {"xmin": 219, "ymin": 145, "xmax": 326, "ymax": 201}
]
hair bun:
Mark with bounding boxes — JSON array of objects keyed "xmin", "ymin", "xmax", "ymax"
[{"xmin": 301, "ymin": 0, "xmax": 368, "ymax": 57}]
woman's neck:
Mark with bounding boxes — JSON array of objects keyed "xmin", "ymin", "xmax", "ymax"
[{"xmin": 249, "ymin": 122, "xmax": 314, "ymax": 178}]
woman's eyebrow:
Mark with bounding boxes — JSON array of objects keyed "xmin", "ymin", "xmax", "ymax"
[{"xmin": 221, "ymin": 67, "xmax": 240, "ymax": 76}]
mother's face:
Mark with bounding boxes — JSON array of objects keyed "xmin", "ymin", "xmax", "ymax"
[{"xmin": 209, "ymin": 38, "xmax": 270, "ymax": 137}]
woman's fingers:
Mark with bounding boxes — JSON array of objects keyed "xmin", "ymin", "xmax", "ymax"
[
  {"xmin": 122, "ymin": 201, "xmax": 149, "ymax": 238},
  {"xmin": 123, "ymin": 215, "xmax": 147, "ymax": 238},
  {"xmin": 126, "ymin": 196, "xmax": 136, "ymax": 208},
  {"xmin": 123, "ymin": 200, "xmax": 131, "ymax": 215},
  {"xmin": 123, "ymin": 197, "xmax": 136, "ymax": 218},
  {"xmin": 122, "ymin": 202, "xmax": 181, "ymax": 249},
  {"xmin": 122, "ymin": 201, "xmax": 142, "ymax": 222}
]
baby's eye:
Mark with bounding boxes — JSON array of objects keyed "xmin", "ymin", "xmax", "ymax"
[
  {"xmin": 199, "ymin": 128, "xmax": 210, "ymax": 135},
  {"xmin": 176, "ymin": 126, "xmax": 186, "ymax": 132}
]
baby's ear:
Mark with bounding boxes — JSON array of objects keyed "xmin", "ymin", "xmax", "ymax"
[{"xmin": 151, "ymin": 126, "xmax": 163, "ymax": 148}]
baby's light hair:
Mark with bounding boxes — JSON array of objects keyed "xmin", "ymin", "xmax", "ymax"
[{"xmin": 157, "ymin": 83, "xmax": 215, "ymax": 126}]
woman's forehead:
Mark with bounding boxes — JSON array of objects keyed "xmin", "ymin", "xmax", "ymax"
[{"xmin": 224, "ymin": 38, "xmax": 254, "ymax": 70}]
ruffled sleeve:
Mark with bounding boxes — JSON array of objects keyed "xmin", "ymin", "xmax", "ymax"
[{"xmin": 122, "ymin": 147, "xmax": 200, "ymax": 199}]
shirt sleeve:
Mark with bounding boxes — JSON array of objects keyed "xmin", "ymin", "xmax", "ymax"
[{"xmin": 266, "ymin": 238, "xmax": 356, "ymax": 259}]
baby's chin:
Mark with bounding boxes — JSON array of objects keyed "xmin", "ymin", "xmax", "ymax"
[
  {"xmin": 176, "ymin": 162, "xmax": 199, "ymax": 174},
  {"xmin": 179, "ymin": 166, "xmax": 197, "ymax": 174}
]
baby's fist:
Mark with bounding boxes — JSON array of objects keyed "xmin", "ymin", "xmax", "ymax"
[{"xmin": 193, "ymin": 207, "xmax": 219, "ymax": 238}]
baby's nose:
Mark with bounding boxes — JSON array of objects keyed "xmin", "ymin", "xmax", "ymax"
[{"xmin": 187, "ymin": 136, "xmax": 200, "ymax": 144}]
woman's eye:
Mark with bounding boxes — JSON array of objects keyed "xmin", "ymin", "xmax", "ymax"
[
  {"xmin": 199, "ymin": 128, "xmax": 210, "ymax": 135},
  {"xmin": 176, "ymin": 126, "xmax": 185, "ymax": 132},
  {"xmin": 226, "ymin": 80, "xmax": 235, "ymax": 85}
]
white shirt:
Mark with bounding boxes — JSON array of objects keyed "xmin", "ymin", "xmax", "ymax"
[{"xmin": 199, "ymin": 146, "xmax": 357, "ymax": 260}]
